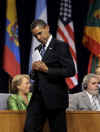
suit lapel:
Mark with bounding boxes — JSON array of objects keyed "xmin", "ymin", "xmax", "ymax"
[
  {"xmin": 35, "ymin": 44, "xmax": 42, "ymax": 52},
  {"xmin": 42, "ymin": 38, "xmax": 55, "ymax": 61},
  {"xmin": 82, "ymin": 91, "xmax": 93, "ymax": 110},
  {"xmin": 35, "ymin": 38, "xmax": 55, "ymax": 61}
]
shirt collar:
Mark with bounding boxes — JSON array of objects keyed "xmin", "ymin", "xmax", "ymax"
[
  {"xmin": 86, "ymin": 91, "xmax": 93, "ymax": 100},
  {"xmin": 45, "ymin": 35, "xmax": 52, "ymax": 50}
]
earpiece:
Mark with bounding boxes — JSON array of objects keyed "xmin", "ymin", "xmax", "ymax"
[
  {"xmin": 82, "ymin": 82, "xmax": 87, "ymax": 90},
  {"xmin": 83, "ymin": 83, "xmax": 87, "ymax": 89}
]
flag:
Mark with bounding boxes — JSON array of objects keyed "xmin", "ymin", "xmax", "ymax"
[
  {"xmin": 2, "ymin": 0, "xmax": 21, "ymax": 77},
  {"xmin": 88, "ymin": 54, "xmax": 100, "ymax": 73},
  {"xmin": 82, "ymin": 0, "xmax": 100, "ymax": 73},
  {"xmin": 56, "ymin": 0, "xmax": 78, "ymax": 89},
  {"xmin": 28, "ymin": 0, "xmax": 47, "ymax": 73}
]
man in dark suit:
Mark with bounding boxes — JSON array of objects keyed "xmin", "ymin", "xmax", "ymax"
[{"xmin": 24, "ymin": 19, "xmax": 75, "ymax": 132}]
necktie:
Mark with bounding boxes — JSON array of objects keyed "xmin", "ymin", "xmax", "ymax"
[
  {"xmin": 40, "ymin": 45, "xmax": 45, "ymax": 57},
  {"xmin": 92, "ymin": 95, "xmax": 98, "ymax": 110}
]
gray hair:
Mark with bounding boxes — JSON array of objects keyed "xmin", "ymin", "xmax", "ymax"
[{"xmin": 82, "ymin": 73, "xmax": 98, "ymax": 90}]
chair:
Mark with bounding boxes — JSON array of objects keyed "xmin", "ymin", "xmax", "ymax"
[
  {"xmin": 66, "ymin": 94, "xmax": 75, "ymax": 111},
  {"xmin": 0, "ymin": 93, "xmax": 11, "ymax": 110}
]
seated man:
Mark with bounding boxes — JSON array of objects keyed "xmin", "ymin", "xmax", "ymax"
[{"xmin": 68, "ymin": 73, "xmax": 100, "ymax": 111}]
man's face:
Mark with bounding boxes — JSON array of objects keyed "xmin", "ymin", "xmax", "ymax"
[
  {"xmin": 87, "ymin": 77, "xmax": 99, "ymax": 95},
  {"xmin": 32, "ymin": 25, "xmax": 50, "ymax": 44}
]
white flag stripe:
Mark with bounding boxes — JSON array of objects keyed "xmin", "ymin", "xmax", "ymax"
[
  {"xmin": 73, "ymin": 59, "xmax": 78, "ymax": 72},
  {"xmin": 57, "ymin": 30, "xmax": 76, "ymax": 59},
  {"xmin": 69, "ymin": 22, "xmax": 74, "ymax": 32},
  {"xmin": 70, "ymin": 76, "xmax": 78, "ymax": 85},
  {"xmin": 60, "ymin": 24, "xmax": 76, "ymax": 53},
  {"xmin": 57, "ymin": 29, "xmax": 77, "ymax": 69},
  {"xmin": 57, "ymin": 30, "xmax": 76, "ymax": 56},
  {"xmin": 57, "ymin": 30, "xmax": 78, "ymax": 73},
  {"xmin": 56, "ymin": 33, "xmax": 64, "ymax": 41},
  {"xmin": 57, "ymin": 20, "xmax": 76, "ymax": 53}
]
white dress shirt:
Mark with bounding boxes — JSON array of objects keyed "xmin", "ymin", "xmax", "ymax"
[
  {"xmin": 86, "ymin": 91, "xmax": 100, "ymax": 111},
  {"xmin": 32, "ymin": 35, "xmax": 52, "ymax": 62}
]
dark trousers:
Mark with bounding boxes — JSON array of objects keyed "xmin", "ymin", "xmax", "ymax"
[{"xmin": 24, "ymin": 93, "xmax": 67, "ymax": 132}]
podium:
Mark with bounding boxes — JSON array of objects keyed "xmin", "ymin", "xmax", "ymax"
[
  {"xmin": 0, "ymin": 110, "xmax": 26, "ymax": 132},
  {"xmin": 67, "ymin": 111, "xmax": 100, "ymax": 132},
  {"xmin": 0, "ymin": 111, "xmax": 100, "ymax": 132}
]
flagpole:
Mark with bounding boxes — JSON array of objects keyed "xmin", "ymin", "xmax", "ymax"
[
  {"xmin": 8, "ymin": 76, "xmax": 12, "ymax": 93},
  {"xmin": 97, "ymin": 56, "xmax": 100, "ymax": 67}
]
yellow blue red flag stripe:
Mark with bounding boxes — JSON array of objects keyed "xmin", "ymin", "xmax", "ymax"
[{"xmin": 3, "ymin": 0, "xmax": 21, "ymax": 77}]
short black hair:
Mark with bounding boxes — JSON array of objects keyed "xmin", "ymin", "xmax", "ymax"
[{"xmin": 31, "ymin": 19, "xmax": 47, "ymax": 31}]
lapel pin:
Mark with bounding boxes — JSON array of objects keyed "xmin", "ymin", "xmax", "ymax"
[{"xmin": 49, "ymin": 47, "xmax": 52, "ymax": 50}]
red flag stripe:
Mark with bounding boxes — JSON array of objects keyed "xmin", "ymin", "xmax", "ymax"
[
  {"xmin": 57, "ymin": 30, "xmax": 78, "ymax": 85},
  {"xmin": 57, "ymin": 27, "xmax": 78, "ymax": 74},
  {"xmin": 83, "ymin": 35, "xmax": 100, "ymax": 56},
  {"xmin": 69, "ymin": 47, "xmax": 77, "ymax": 61},
  {"xmin": 57, "ymin": 26, "xmax": 76, "ymax": 54},
  {"xmin": 57, "ymin": 27, "xmax": 77, "ymax": 62},
  {"xmin": 57, "ymin": 20, "xmax": 76, "ymax": 53},
  {"xmin": 65, "ymin": 78, "xmax": 75, "ymax": 89},
  {"xmin": 65, "ymin": 73, "xmax": 78, "ymax": 89},
  {"xmin": 65, "ymin": 23, "xmax": 75, "ymax": 41},
  {"xmin": 3, "ymin": 45, "xmax": 20, "ymax": 77},
  {"xmin": 57, "ymin": 23, "xmax": 78, "ymax": 88}
]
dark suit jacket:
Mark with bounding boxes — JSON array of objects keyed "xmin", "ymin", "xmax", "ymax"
[{"xmin": 30, "ymin": 38, "xmax": 75, "ymax": 110}]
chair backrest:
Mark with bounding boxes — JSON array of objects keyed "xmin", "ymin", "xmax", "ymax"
[
  {"xmin": 69, "ymin": 94, "xmax": 75, "ymax": 102},
  {"xmin": 0, "ymin": 93, "xmax": 11, "ymax": 110},
  {"xmin": 66, "ymin": 94, "xmax": 76, "ymax": 111}
]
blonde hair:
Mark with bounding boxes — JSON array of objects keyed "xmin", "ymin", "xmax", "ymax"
[{"xmin": 11, "ymin": 74, "xmax": 30, "ymax": 93}]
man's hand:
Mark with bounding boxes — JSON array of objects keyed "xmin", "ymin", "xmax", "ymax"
[{"xmin": 32, "ymin": 61, "xmax": 48, "ymax": 72}]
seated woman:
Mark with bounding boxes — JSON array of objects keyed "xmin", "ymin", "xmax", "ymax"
[{"xmin": 7, "ymin": 74, "xmax": 32, "ymax": 110}]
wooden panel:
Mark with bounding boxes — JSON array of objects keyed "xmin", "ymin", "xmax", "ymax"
[
  {"xmin": 0, "ymin": 110, "xmax": 49, "ymax": 132},
  {"xmin": 66, "ymin": 111, "xmax": 100, "ymax": 132},
  {"xmin": 0, "ymin": 111, "xmax": 100, "ymax": 132},
  {"xmin": 0, "ymin": 110, "xmax": 26, "ymax": 132}
]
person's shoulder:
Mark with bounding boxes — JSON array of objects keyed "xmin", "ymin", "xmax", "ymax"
[
  {"xmin": 28, "ymin": 92, "xmax": 32, "ymax": 97},
  {"xmin": 53, "ymin": 39, "xmax": 66, "ymax": 44},
  {"xmin": 70, "ymin": 92, "xmax": 84, "ymax": 98},
  {"xmin": 8, "ymin": 94, "xmax": 17, "ymax": 100},
  {"xmin": 53, "ymin": 39, "xmax": 69, "ymax": 48},
  {"xmin": 74, "ymin": 91, "xmax": 84, "ymax": 95}
]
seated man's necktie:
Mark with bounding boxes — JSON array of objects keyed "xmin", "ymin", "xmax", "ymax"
[{"xmin": 92, "ymin": 95, "xmax": 98, "ymax": 110}]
